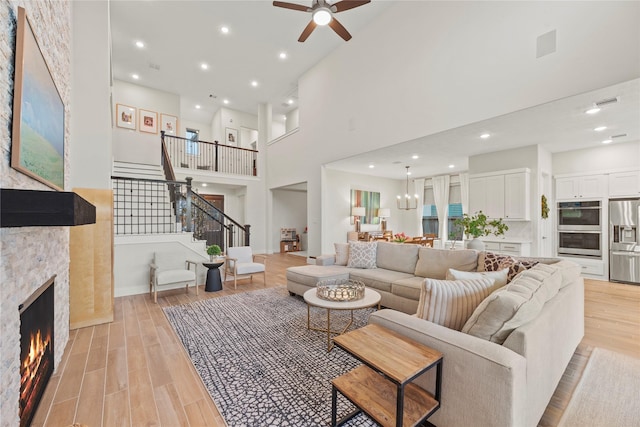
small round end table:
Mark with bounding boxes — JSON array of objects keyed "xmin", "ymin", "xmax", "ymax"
[{"xmin": 202, "ymin": 260, "xmax": 224, "ymax": 292}]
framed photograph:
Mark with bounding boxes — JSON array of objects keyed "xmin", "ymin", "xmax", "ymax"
[
  {"xmin": 161, "ymin": 113, "xmax": 178, "ymax": 135},
  {"xmin": 350, "ymin": 189, "xmax": 381, "ymax": 225},
  {"xmin": 225, "ymin": 127, "xmax": 238, "ymax": 145},
  {"xmin": 116, "ymin": 104, "xmax": 136, "ymax": 130},
  {"xmin": 139, "ymin": 109, "xmax": 158, "ymax": 134},
  {"xmin": 11, "ymin": 7, "xmax": 65, "ymax": 191}
]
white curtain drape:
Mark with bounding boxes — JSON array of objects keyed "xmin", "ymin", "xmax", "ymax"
[
  {"xmin": 432, "ymin": 175, "xmax": 450, "ymax": 239},
  {"xmin": 460, "ymin": 172, "xmax": 470, "ymax": 215},
  {"xmin": 414, "ymin": 178, "xmax": 425, "ymax": 236}
]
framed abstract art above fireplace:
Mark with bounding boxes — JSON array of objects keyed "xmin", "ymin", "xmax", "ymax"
[{"xmin": 11, "ymin": 7, "xmax": 65, "ymax": 191}]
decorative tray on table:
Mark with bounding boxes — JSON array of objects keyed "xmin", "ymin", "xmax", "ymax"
[{"xmin": 316, "ymin": 279, "xmax": 365, "ymax": 302}]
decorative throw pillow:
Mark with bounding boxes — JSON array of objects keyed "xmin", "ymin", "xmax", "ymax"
[
  {"xmin": 334, "ymin": 243, "xmax": 349, "ymax": 266},
  {"xmin": 416, "ymin": 278, "xmax": 496, "ymax": 331},
  {"xmin": 446, "ymin": 267, "xmax": 509, "ymax": 290},
  {"xmin": 478, "ymin": 251, "xmax": 538, "ymax": 282},
  {"xmin": 462, "ymin": 271, "xmax": 548, "ymax": 344},
  {"xmin": 347, "ymin": 241, "xmax": 377, "ymax": 269}
]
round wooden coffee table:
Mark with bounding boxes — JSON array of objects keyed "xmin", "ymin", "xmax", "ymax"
[{"xmin": 303, "ymin": 287, "xmax": 381, "ymax": 352}]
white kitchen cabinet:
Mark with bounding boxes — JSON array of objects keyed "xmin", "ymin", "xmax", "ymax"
[
  {"xmin": 555, "ymin": 175, "xmax": 607, "ymax": 200},
  {"xmin": 504, "ymin": 172, "xmax": 531, "ymax": 220},
  {"xmin": 609, "ymin": 171, "xmax": 640, "ymax": 197},
  {"xmin": 482, "ymin": 241, "xmax": 531, "ymax": 256},
  {"xmin": 469, "ymin": 170, "xmax": 529, "ymax": 220}
]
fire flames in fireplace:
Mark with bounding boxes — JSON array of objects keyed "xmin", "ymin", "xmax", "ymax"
[
  {"xmin": 19, "ymin": 276, "xmax": 55, "ymax": 427},
  {"xmin": 20, "ymin": 330, "xmax": 52, "ymax": 412}
]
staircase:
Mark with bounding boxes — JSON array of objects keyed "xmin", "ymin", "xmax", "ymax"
[{"xmin": 112, "ymin": 161, "xmax": 181, "ymax": 235}]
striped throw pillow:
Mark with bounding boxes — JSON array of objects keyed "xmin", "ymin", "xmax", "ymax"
[{"xmin": 416, "ymin": 278, "xmax": 496, "ymax": 331}]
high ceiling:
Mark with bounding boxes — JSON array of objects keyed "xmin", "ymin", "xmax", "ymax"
[
  {"xmin": 110, "ymin": 0, "xmax": 393, "ymax": 124},
  {"xmin": 110, "ymin": 1, "xmax": 639, "ymax": 181}
]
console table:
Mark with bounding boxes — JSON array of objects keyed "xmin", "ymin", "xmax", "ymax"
[{"xmin": 331, "ymin": 324, "xmax": 442, "ymax": 427}]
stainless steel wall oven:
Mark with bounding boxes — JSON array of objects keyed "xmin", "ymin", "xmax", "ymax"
[{"xmin": 557, "ymin": 201, "xmax": 602, "ymax": 258}]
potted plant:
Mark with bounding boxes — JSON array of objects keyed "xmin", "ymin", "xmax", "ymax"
[
  {"xmin": 207, "ymin": 244, "xmax": 223, "ymax": 262},
  {"xmin": 454, "ymin": 211, "xmax": 509, "ymax": 250}
]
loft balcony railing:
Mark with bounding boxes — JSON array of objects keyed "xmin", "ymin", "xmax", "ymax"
[{"xmin": 162, "ymin": 131, "xmax": 258, "ymax": 177}]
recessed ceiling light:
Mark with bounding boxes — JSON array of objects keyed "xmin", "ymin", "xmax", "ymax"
[
  {"xmin": 223, "ymin": 99, "xmax": 229, "ymax": 105},
  {"xmin": 279, "ymin": 52, "xmax": 288, "ymax": 59},
  {"xmin": 283, "ymin": 115, "xmax": 287, "ymax": 120},
  {"xmin": 195, "ymin": 105, "xmax": 201, "ymax": 109},
  {"xmin": 131, "ymin": 74, "xmax": 139, "ymax": 80},
  {"xmin": 594, "ymin": 126, "xmax": 607, "ymax": 132},
  {"xmin": 201, "ymin": 63, "xmax": 209, "ymax": 70},
  {"xmin": 251, "ymin": 80, "xmax": 258, "ymax": 87},
  {"xmin": 202, "ymin": 183, "xmax": 207, "ymax": 187},
  {"xmin": 602, "ymin": 139, "xmax": 612, "ymax": 144},
  {"xmin": 448, "ymin": 164, "xmax": 455, "ymax": 168},
  {"xmin": 412, "ymin": 155, "xmax": 419, "ymax": 159},
  {"xmin": 480, "ymin": 133, "xmax": 490, "ymax": 139},
  {"xmin": 368, "ymin": 164, "xmax": 375, "ymax": 169},
  {"xmin": 135, "ymin": 41, "xmax": 144, "ymax": 48},
  {"xmin": 586, "ymin": 107, "xmax": 600, "ymax": 115},
  {"xmin": 407, "ymin": 171, "xmax": 412, "ymax": 176},
  {"xmin": 287, "ymin": 99, "xmax": 294, "ymax": 105},
  {"xmin": 220, "ymin": 26, "xmax": 229, "ymax": 34}
]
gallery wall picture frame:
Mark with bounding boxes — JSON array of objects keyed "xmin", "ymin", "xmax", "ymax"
[
  {"xmin": 225, "ymin": 127, "xmax": 238, "ymax": 145},
  {"xmin": 139, "ymin": 109, "xmax": 158, "ymax": 134},
  {"xmin": 350, "ymin": 189, "xmax": 381, "ymax": 225},
  {"xmin": 11, "ymin": 7, "xmax": 65, "ymax": 191},
  {"xmin": 160, "ymin": 113, "xmax": 178, "ymax": 135},
  {"xmin": 116, "ymin": 104, "xmax": 136, "ymax": 130}
]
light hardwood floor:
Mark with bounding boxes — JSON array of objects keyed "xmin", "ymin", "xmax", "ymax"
[{"xmin": 33, "ymin": 253, "xmax": 640, "ymax": 426}]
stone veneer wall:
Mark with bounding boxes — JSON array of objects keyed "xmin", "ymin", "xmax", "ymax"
[{"xmin": 0, "ymin": 1, "xmax": 72, "ymax": 425}]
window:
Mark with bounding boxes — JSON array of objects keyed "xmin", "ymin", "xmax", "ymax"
[
  {"xmin": 185, "ymin": 128, "xmax": 199, "ymax": 155},
  {"xmin": 422, "ymin": 186, "xmax": 438, "ymax": 237},
  {"xmin": 448, "ymin": 184, "xmax": 463, "ymax": 240}
]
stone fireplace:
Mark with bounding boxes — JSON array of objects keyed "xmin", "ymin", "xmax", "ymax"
[{"xmin": 19, "ymin": 276, "xmax": 55, "ymax": 427}]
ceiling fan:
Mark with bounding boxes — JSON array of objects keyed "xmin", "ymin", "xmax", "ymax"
[{"xmin": 273, "ymin": 0, "xmax": 371, "ymax": 42}]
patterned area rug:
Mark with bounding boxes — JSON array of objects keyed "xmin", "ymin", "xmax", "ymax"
[{"xmin": 163, "ymin": 287, "xmax": 377, "ymax": 427}]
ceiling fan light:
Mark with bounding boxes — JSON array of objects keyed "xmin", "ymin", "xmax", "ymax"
[{"xmin": 313, "ymin": 8, "xmax": 332, "ymax": 25}]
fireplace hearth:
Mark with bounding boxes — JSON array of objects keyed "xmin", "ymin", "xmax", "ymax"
[{"xmin": 19, "ymin": 276, "xmax": 55, "ymax": 427}]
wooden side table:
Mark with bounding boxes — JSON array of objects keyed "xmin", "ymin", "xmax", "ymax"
[{"xmin": 331, "ymin": 324, "xmax": 443, "ymax": 427}]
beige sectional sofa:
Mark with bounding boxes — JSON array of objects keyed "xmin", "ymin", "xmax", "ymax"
[{"xmin": 286, "ymin": 241, "xmax": 584, "ymax": 427}]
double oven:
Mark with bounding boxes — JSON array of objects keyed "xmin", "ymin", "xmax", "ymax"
[{"xmin": 557, "ymin": 201, "xmax": 602, "ymax": 258}]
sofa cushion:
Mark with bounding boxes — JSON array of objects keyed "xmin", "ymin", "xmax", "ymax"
[
  {"xmin": 462, "ymin": 268, "xmax": 549, "ymax": 344},
  {"xmin": 391, "ymin": 276, "xmax": 425, "ymax": 300},
  {"xmin": 549, "ymin": 259, "xmax": 582, "ymax": 288},
  {"xmin": 416, "ymin": 278, "xmax": 497, "ymax": 331},
  {"xmin": 349, "ymin": 268, "xmax": 413, "ymax": 293},
  {"xmin": 335, "ymin": 243, "xmax": 349, "ymax": 266},
  {"xmin": 347, "ymin": 241, "xmax": 377, "ymax": 269},
  {"xmin": 518, "ymin": 263, "xmax": 561, "ymax": 301},
  {"xmin": 376, "ymin": 241, "xmax": 420, "ymax": 274},
  {"xmin": 286, "ymin": 265, "xmax": 351, "ymax": 287},
  {"xmin": 414, "ymin": 248, "xmax": 478, "ymax": 279},
  {"xmin": 478, "ymin": 251, "xmax": 538, "ymax": 282},
  {"xmin": 446, "ymin": 267, "xmax": 509, "ymax": 289}
]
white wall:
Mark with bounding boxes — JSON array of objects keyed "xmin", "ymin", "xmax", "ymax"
[
  {"xmin": 215, "ymin": 107, "xmax": 259, "ymax": 148},
  {"xmin": 112, "ymin": 80, "xmax": 180, "ymax": 165},
  {"xmin": 552, "ymin": 140, "xmax": 640, "ymax": 175},
  {"xmin": 272, "ymin": 189, "xmax": 307, "ymax": 253},
  {"xmin": 181, "ymin": 118, "xmax": 211, "ymax": 142},
  {"xmin": 286, "ymin": 108, "xmax": 299, "ymax": 132},
  {"xmin": 70, "ymin": 1, "xmax": 111, "ymax": 189},
  {"xmin": 266, "ymin": 1, "xmax": 640, "ymax": 256},
  {"xmin": 322, "ymin": 168, "xmax": 415, "ymax": 254}
]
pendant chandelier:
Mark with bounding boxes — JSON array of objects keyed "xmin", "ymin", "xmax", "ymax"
[{"xmin": 397, "ymin": 166, "xmax": 419, "ymax": 210}]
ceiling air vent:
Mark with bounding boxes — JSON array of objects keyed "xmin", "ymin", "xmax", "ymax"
[
  {"xmin": 611, "ymin": 133, "xmax": 627, "ymax": 139},
  {"xmin": 595, "ymin": 96, "xmax": 619, "ymax": 107}
]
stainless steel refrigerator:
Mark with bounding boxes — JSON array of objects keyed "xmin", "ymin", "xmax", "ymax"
[{"xmin": 610, "ymin": 199, "xmax": 640, "ymax": 284}]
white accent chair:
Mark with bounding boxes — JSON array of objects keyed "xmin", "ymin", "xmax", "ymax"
[
  {"xmin": 224, "ymin": 246, "xmax": 267, "ymax": 289},
  {"xmin": 149, "ymin": 252, "xmax": 198, "ymax": 303}
]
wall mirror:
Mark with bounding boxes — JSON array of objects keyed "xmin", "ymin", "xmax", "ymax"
[{"xmin": 351, "ymin": 189, "xmax": 380, "ymax": 225}]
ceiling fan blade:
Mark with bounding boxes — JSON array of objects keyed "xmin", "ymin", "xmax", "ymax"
[
  {"xmin": 333, "ymin": 0, "xmax": 371, "ymax": 13},
  {"xmin": 328, "ymin": 17, "xmax": 352, "ymax": 41},
  {"xmin": 273, "ymin": 1, "xmax": 310, "ymax": 12},
  {"xmin": 298, "ymin": 20, "xmax": 317, "ymax": 42}
]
